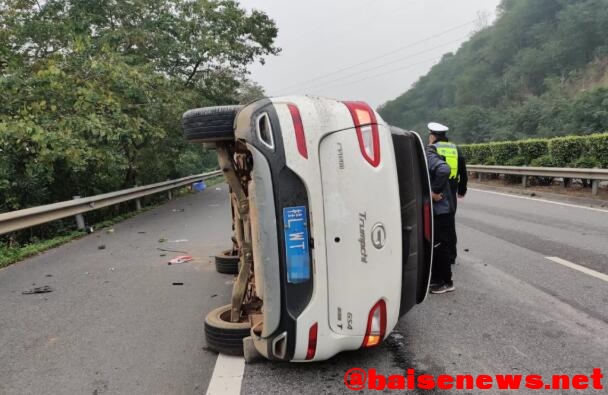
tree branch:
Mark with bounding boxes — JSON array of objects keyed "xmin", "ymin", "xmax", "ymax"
[{"xmin": 185, "ymin": 59, "xmax": 202, "ymax": 86}]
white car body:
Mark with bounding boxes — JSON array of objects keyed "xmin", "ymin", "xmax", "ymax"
[{"xmin": 233, "ymin": 96, "xmax": 433, "ymax": 361}]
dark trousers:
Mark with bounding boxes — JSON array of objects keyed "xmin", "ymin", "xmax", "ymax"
[{"xmin": 431, "ymin": 213, "xmax": 457, "ymax": 284}]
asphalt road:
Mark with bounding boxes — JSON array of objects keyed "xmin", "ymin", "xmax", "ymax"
[
  {"xmin": 0, "ymin": 186, "xmax": 234, "ymax": 394},
  {"xmin": 1, "ymin": 186, "xmax": 607, "ymax": 394}
]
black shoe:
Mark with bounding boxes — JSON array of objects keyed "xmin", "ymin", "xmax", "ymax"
[
  {"xmin": 445, "ymin": 281, "xmax": 455, "ymax": 292},
  {"xmin": 430, "ymin": 282, "xmax": 455, "ymax": 294}
]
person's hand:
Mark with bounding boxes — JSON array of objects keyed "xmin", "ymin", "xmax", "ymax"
[
  {"xmin": 432, "ymin": 192, "xmax": 443, "ymax": 202},
  {"xmin": 458, "ymin": 194, "xmax": 465, "ymax": 199}
]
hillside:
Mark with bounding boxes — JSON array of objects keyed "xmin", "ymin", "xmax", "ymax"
[{"xmin": 379, "ymin": 0, "xmax": 608, "ymax": 143}]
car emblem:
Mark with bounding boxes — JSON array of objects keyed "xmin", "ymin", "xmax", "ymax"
[{"xmin": 371, "ymin": 223, "xmax": 386, "ymax": 249}]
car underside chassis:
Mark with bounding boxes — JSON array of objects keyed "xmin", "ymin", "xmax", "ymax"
[{"xmin": 182, "ymin": 105, "xmax": 264, "ymax": 358}]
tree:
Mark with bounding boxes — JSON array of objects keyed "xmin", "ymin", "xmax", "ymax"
[
  {"xmin": 378, "ymin": 0, "xmax": 608, "ymax": 144},
  {"xmin": 0, "ymin": 0, "xmax": 278, "ymax": 222}
]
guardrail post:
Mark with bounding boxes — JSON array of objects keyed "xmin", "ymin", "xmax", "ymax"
[
  {"xmin": 167, "ymin": 190, "xmax": 173, "ymax": 200},
  {"xmin": 592, "ymin": 180, "xmax": 599, "ymax": 196},
  {"xmin": 478, "ymin": 173, "xmax": 483, "ymax": 182},
  {"xmin": 522, "ymin": 175, "xmax": 528, "ymax": 188},
  {"xmin": 72, "ymin": 196, "xmax": 85, "ymax": 230},
  {"xmin": 133, "ymin": 184, "xmax": 142, "ymax": 211}
]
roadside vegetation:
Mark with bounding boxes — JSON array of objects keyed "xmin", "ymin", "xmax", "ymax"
[
  {"xmin": 0, "ymin": 175, "xmax": 224, "ymax": 268},
  {"xmin": 460, "ymin": 133, "xmax": 608, "ymax": 168},
  {"xmin": 379, "ymin": 0, "xmax": 608, "ymax": 144},
  {"xmin": 0, "ymin": 1, "xmax": 278, "ymax": 251}
]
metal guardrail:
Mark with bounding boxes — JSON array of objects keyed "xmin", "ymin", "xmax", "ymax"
[
  {"xmin": 0, "ymin": 170, "xmax": 223, "ymax": 235},
  {"xmin": 468, "ymin": 165, "xmax": 607, "ymax": 195}
]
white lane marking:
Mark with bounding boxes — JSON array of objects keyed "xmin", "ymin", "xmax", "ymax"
[
  {"xmin": 546, "ymin": 257, "xmax": 608, "ymax": 283},
  {"xmin": 206, "ymin": 354, "xmax": 245, "ymax": 395},
  {"xmin": 469, "ymin": 188, "xmax": 608, "ymax": 213}
]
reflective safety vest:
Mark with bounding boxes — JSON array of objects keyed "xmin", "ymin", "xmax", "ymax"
[{"xmin": 435, "ymin": 142, "xmax": 459, "ymax": 179}]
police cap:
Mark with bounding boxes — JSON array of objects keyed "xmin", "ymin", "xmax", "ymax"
[{"xmin": 427, "ymin": 122, "xmax": 449, "ymax": 136}]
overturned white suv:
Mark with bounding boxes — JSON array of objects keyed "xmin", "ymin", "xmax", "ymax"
[{"xmin": 182, "ymin": 96, "xmax": 433, "ymax": 362}]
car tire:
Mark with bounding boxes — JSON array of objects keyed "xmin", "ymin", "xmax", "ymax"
[
  {"xmin": 215, "ymin": 250, "xmax": 239, "ymax": 274},
  {"xmin": 204, "ymin": 304, "xmax": 250, "ymax": 355},
  {"xmin": 182, "ymin": 105, "xmax": 242, "ymax": 143}
]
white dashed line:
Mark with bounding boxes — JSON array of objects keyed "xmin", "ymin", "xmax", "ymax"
[
  {"xmin": 206, "ymin": 354, "xmax": 245, "ymax": 395},
  {"xmin": 469, "ymin": 188, "xmax": 608, "ymax": 214},
  {"xmin": 545, "ymin": 257, "xmax": 608, "ymax": 283}
]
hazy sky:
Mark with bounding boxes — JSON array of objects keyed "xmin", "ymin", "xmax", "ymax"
[{"xmin": 238, "ymin": 0, "xmax": 502, "ymax": 108}]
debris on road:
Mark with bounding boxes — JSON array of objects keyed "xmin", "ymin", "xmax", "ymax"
[
  {"xmin": 158, "ymin": 238, "xmax": 167, "ymax": 243},
  {"xmin": 169, "ymin": 239, "xmax": 188, "ymax": 243},
  {"xmin": 172, "ymin": 208, "xmax": 185, "ymax": 213},
  {"xmin": 22, "ymin": 285, "xmax": 53, "ymax": 295},
  {"xmin": 109, "ymin": 267, "xmax": 115, "ymax": 271},
  {"xmin": 157, "ymin": 247, "xmax": 188, "ymax": 254},
  {"xmin": 168, "ymin": 255, "xmax": 193, "ymax": 265},
  {"xmin": 137, "ymin": 231, "xmax": 147, "ymax": 234},
  {"xmin": 98, "ymin": 244, "xmax": 106, "ymax": 250},
  {"xmin": 45, "ymin": 274, "xmax": 53, "ymax": 277},
  {"xmin": 106, "ymin": 228, "xmax": 115, "ymax": 234},
  {"xmin": 464, "ymin": 248, "xmax": 470, "ymax": 252},
  {"xmin": 215, "ymin": 187, "xmax": 221, "ymax": 191},
  {"xmin": 172, "ymin": 282, "xmax": 184, "ymax": 286},
  {"xmin": 159, "ymin": 253, "xmax": 167, "ymax": 257},
  {"xmin": 211, "ymin": 294, "xmax": 217, "ymax": 298}
]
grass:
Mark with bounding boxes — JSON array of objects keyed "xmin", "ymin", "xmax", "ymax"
[
  {"xmin": 0, "ymin": 179, "xmax": 225, "ymax": 269},
  {"xmin": 0, "ymin": 231, "xmax": 83, "ymax": 269},
  {"xmin": 204, "ymin": 175, "xmax": 225, "ymax": 187},
  {"xmin": 0, "ymin": 208, "xmax": 149, "ymax": 269}
]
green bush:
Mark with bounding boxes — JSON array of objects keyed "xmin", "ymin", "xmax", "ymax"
[
  {"xmin": 462, "ymin": 143, "xmax": 493, "ymax": 164},
  {"xmin": 461, "ymin": 133, "xmax": 607, "ymax": 168},
  {"xmin": 530, "ymin": 154, "xmax": 556, "ymax": 167},
  {"xmin": 459, "ymin": 145, "xmax": 473, "ymax": 162},
  {"xmin": 490, "ymin": 142, "xmax": 519, "ymax": 164},
  {"xmin": 571, "ymin": 155, "xmax": 599, "ymax": 168},
  {"xmin": 548, "ymin": 135, "xmax": 589, "ymax": 166},
  {"xmin": 517, "ymin": 139, "xmax": 549, "ymax": 164},
  {"xmin": 506, "ymin": 156, "xmax": 527, "ymax": 166},
  {"xmin": 504, "ymin": 156, "xmax": 525, "ymax": 183},
  {"xmin": 483, "ymin": 156, "xmax": 497, "ymax": 165},
  {"xmin": 588, "ymin": 134, "xmax": 608, "ymax": 168},
  {"xmin": 529, "ymin": 155, "xmax": 556, "ymax": 185}
]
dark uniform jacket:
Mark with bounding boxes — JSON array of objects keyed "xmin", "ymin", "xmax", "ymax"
[{"xmin": 426, "ymin": 145, "xmax": 454, "ymax": 215}]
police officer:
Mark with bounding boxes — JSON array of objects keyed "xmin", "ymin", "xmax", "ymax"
[
  {"xmin": 429, "ymin": 123, "xmax": 467, "ymax": 269},
  {"xmin": 428, "ymin": 122, "xmax": 468, "ymax": 210},
  {"xmin": 426, "ymin": 122, "xmax": 465, "ymax": 293}
]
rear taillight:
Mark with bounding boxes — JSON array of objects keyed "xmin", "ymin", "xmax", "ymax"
[
  {"xmin": 423, "ymin": 200, "xmax": 432, "ymax": 242},
  {"xmin": 362, "ymin": 300, "xmax": 387, "ymax": 348},
  {"xmin": 287, "ymin": 104, "xmax": 308, "ymax": 159},
  {"xmin": 342, "ymin": 101, "xmax": 381, "ymax": 167},
  {"xmin": 305, "ymin": 322, "xmax": 318, "ymax": 360}
]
